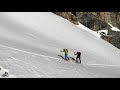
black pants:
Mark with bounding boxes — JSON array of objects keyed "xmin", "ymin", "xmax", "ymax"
[{"xmin": 76, "ymin": 56, "xmax": 81, "ymax": 63}]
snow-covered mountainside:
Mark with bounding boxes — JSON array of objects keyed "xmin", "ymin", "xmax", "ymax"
[
  {"xmin": 54, "ymin": 12, "xmax": 120, "ymax": 50},
  {"xmin": 0, "ymin": 12, "xmax": 120, "ymax": 78}
]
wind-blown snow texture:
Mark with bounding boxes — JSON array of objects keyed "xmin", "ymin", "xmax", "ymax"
[{"xmin": 0, "ymin": 12, "xmax": 120, "ymax": 78}]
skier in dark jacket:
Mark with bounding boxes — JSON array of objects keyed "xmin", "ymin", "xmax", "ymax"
[{"xmin": 74, "ymin": 52, "xmax": 81, "ymax": 64}]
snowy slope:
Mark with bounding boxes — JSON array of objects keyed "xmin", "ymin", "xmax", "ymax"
[
  {"xmin": 0, "ymin": 66, "xmax": 9, "ymax": 78},
  {"xmin": 0, "ymin": 12, "xmax": 120, "ymax": 78},
  {"xmin": 0, "ymin": 66, "xmax": 15, "ymax": 78},
  {"xmin": 76, "ymin": 22, "xmax": 101, "ymax": 38}
]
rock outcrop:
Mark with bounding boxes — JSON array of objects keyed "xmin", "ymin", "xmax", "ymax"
[{"xmin": 53, "ymin": 12, "xmax": 79, "ymax": 25}]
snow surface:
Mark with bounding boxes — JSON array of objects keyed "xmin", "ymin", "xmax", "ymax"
[
  {"xmin": 0, "ymin": 66, "xmax": 9, "ymax": 78},
  {"xmin": 0, "ymin": 66, "xmax": 15, "ymax": 78},
  {"xmin": 97, "ymin": 30, "xmax": 108, "ymax": 35},
  {"xmin": 76, "ymin": 22, "xmax": 101, "ymax": 38},
  {"xmin": 0, "ymin": 12, "xmax": 120, "ymax": 78},
  {"xmin": 76, "ymin": 23, "xmax": 110, "ymax": 38},
  {"xmin": 108, "ymin": 23, "xmax": 120, "ymax": 32}
]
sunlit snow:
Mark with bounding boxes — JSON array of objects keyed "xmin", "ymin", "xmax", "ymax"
[{"xmin": 0, "ymin": 12, "xmax": 120, "ymax": 78}]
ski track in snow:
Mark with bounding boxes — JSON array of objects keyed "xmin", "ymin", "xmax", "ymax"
[
  {"xmin": 0, "ymin": 44, "xmax": 120, "ymax": 78},
  {"xmin": 0, "ymin": 44, "xmax": 58, "ymax": 60}
]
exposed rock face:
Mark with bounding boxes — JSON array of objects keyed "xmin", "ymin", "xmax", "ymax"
[
  {"xmin": 108, "ymin": 30, "xmax": 120, "ymax": 48},
  {"xmin": 76, "ymin": 12, "xmax": 111, "ymax": 31},
  {"xmin": 53, "ymin": 12, "xmax": 120, "ymax": 49},
  {"xmin": 54, "ymin": 12, "xmax": 120, "ymax": 31},
  {"xmin": 76, "ymin": 12, "xmax": 120, "ymax": 31},
  {"xmin": 53, "ymin": 12, "xmax": 79, "ymax": 25},
  {"xmin": 101, "ymin": 30, "xmax": 120, "ymax": 49}
]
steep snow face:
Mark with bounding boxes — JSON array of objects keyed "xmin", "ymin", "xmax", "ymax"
[
  {"xmin": 0, "ymin": 12, "xmax": 120, "ymax": 78},
  {"xmin": 76, "ymin": 22, "xmax": 101, "ymax": 38}
]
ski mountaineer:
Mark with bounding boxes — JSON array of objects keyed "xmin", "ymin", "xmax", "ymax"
[
  {"xmin": 61, "ymin": 49, "xmax": 69, "ymax": 60},
  {"xmin": 74, "ymin": 51, "xmax": 81, "ymax": 64}
]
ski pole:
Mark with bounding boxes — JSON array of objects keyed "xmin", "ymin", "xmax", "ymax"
[
  {"xmin": 60, "ymin": 49, "xmax": 61, "ymax": 56},
  {"xmin": 74, "ymin": 52, "xmax": 75, "ymax": 59},
  {"xmin": 59, "ymin": 49, "xmax": 61, "ymax": 60}
]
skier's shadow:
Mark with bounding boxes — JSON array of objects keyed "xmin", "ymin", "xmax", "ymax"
[
  {"xmin": 69, "ymin": 57, "xmax": 76, "ymax": 61},
  {"xmin": 57, "ymin": 55, "xmax": 75, "ymax": 61},
  {"xmin": 57, "ymin": 55, "xmax": 65, "ymax": 59}
]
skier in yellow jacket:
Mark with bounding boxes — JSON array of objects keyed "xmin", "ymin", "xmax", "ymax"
[{"xmin": 61, "ymin": 49, "xmax": 69, "ymax": 60}]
